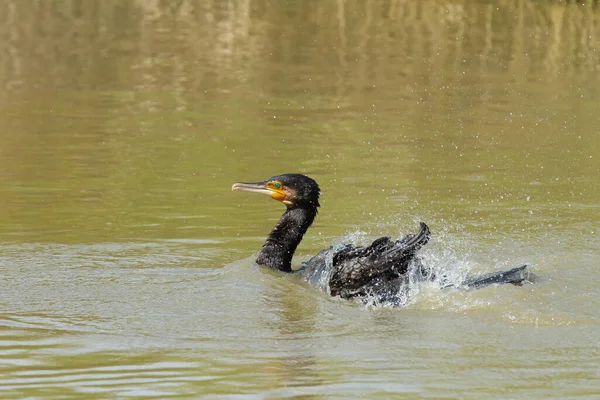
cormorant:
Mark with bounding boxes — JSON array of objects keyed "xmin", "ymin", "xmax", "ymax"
[{"xmin": 232, "ymin": 173, "xmax": 529, "ymax": 305}]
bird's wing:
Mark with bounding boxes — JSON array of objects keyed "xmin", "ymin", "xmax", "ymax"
[
  {"xmin": 329, "ymin": 223, "xmax": 431, "ymax": 298},
  {"xmin": 297, "ymin": 239, "xmax": 396, "ymax": 293}
]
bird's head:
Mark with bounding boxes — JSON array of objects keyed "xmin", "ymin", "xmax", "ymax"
[{"xmin": 232, "ymin": 173, "xmax": 320, "ymax": 209}]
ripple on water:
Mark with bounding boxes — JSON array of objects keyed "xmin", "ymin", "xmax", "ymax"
[{"xmin": 1, "ymin": 225, "xmax": 599, "ymax": 399}]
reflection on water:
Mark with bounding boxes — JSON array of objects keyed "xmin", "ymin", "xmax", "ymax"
[{"xmin": 0, "ymin": 0, "xmax": 599, "ymax": 398}]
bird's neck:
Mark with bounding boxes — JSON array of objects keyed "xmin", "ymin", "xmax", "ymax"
[{"xmin": 256, "ymin": 206, "xmax": 317, "ymax": 273}]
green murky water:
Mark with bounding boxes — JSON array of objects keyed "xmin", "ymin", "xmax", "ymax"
[{"xmin": 1, "ymin": 1, "xmax": 599, "ymax": 398}]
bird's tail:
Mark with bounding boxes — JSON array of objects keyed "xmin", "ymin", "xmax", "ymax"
[{"xmin": 443, "ymin": 264, "xmax": 530, "ymax": 290}]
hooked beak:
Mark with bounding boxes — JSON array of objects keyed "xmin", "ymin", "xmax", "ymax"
[
  {"xmin": 232, "ymin": 181, "xmax": 272, "ymax": 196},
  {"xmin": 232, "ymin": 181, "xmax": 288, "ymax": 203}
]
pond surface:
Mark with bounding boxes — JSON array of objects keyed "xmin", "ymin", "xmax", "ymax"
[{"xmin": 1, "ymin": 1, "xmax": 599, "ymax": 398}]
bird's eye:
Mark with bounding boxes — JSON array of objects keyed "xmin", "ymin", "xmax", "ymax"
[{"xmin": 273, "ymin": 182, "xmax": 282, "ymax": 189}]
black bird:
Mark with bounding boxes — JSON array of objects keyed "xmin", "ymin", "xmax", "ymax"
[{"xmin": 232, "ymin": 173, "xmax": 529, "ymax": 305}]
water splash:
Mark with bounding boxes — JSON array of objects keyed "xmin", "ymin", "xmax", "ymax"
[{"xmin": 332, "ymin": 226, "xmax": 515, "ymax": 310}]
